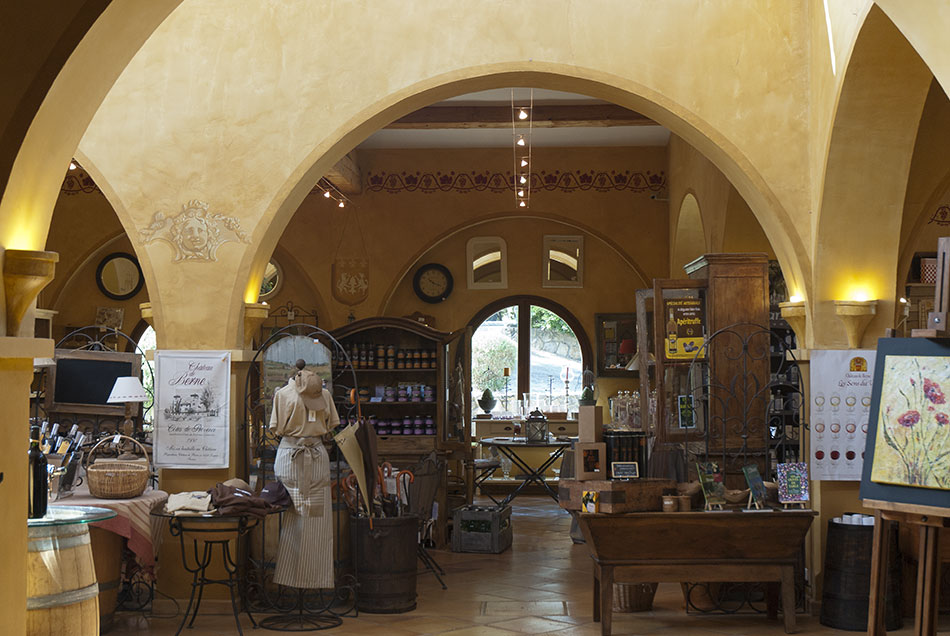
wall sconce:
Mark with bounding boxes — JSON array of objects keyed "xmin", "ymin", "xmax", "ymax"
[
  {"xmin": 834, "ymin": 299, "xmax": 878, "ymax": 348},
  {"xmin": 243, "ymin": 302, "xmax": 270, "ymax": 349},
  {"xmin": 3, "ymin": 249, "xmax": 59, "ymax": 337},
  {"xmin": 778, "ymin": 300, "xmax": 807, "ymax": 348},
  {"xmin": 139, "ymin": 302, "xmax": 154, "ymax": 328}
]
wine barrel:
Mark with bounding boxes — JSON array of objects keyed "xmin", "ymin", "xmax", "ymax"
[
  {"xmin": 89, "ymin": 527, "xmax": 122, "ymax": 633},
  {"xmin": 351, "ymin": 514, "xmax": 418, "ymax": 613},
  {"xmin": 27, "ymin": 522, "xmax": 100, "ymax": 636},
  {"xmin": 820, "ymin": 518, "xmax": 901, "ymax": 631}
]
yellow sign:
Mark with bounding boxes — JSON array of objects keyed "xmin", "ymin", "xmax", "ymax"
[{"xmin": 664, "ymin": 298, "xmax": 705, "ymax": 360}]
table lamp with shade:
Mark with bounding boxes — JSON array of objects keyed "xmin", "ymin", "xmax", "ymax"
[{"xmin": 107, "ymin": 376, "xmax": 149, "ymax": 435}]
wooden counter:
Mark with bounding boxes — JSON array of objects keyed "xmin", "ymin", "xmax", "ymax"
[{"xmin": 575, "ymin": 509, "xmax": 816, "ymax": 635}]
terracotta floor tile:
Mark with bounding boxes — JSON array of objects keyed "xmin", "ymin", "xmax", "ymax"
[{"xmin": 108, "ymin": 495, "xmax": 932, "ymax": 636}]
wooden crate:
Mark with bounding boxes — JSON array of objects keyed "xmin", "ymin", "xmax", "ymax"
[
  {"xmin": 452, "ymin": 505, "xmax": 512, "ymax": 553},
  {"xmin": 558, "ymin": 478, "xmax": 675, "ymax": 513}
]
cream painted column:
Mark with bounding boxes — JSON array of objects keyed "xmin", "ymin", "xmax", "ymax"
[{"xmin": 0, "ymin": 338, "xmax": 54, "ymax": 635}]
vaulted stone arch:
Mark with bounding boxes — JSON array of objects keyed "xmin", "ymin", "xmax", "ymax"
[{"xmin": 811, "ymin": 5, "xmax": 933, "ymax": 348}]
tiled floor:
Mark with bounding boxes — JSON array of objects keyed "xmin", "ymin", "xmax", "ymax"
[{"xmin": 111, "ymin": 496, "xmax": 934, "ymax": 634}]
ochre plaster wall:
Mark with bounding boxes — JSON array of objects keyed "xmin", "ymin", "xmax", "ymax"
[
  {"xmin": 72, "ymin": 0, "xmax": 813, "ymax": 355},
  {"xmin": 274, "ymin": 147, "xmax": 665, "ymax": 331},
  {"xmin": 896, "ymin": 81, "xmax": 950, "ymax": 291},
  {"xmin": 669, "ymin": 135, "xmax": 731, "ymax": 270}
]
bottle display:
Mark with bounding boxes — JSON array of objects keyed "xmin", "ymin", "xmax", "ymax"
[
  {"xmin": 28, "ymin": 426, "xmax": 48, "ymax": 519},
  {"xmin": 666, "ymin": 310, "xmax": 678, "ymax": 356}
]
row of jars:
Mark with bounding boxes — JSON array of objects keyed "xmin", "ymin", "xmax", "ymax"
[
  {"xmin": 337, "ymin": 344, "xmax": 438, "ymax": 370},
  {"xmin": 340, "ymin": 414, "xmax": 435, "ymax": 436}
]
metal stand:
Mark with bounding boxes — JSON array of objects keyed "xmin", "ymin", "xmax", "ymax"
[
  {"xmin": 418, "ymin": 544, "xmax": 447, "ymax": 590},
  {"xmin": 164, "ymin": 514, "xmax": 258, "ymax": 636},
  {"xmin": 258, "ymin": 588, "xmax": 345, "ymax": 632}
]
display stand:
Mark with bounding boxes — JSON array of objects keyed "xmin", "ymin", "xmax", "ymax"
[{"xmin": 866, "ymin": 238, "xmax": 950, "ymax": 636}]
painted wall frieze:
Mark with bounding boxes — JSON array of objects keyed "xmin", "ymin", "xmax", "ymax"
[{"xmin": 356, "ymin": 169, "xmax": 666, "ymax": 196}]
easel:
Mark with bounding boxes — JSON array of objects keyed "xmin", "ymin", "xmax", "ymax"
[
  {"xmin": 704, "ymin": 501, "xmax": 724, "ymax": 511},
  {"xmin": 782, "ymin": 501, "xmax": 806, "ymax": 510},
  {"xmin": 866, "ymin": 237, "xmax": 950, "ymax": 636}
]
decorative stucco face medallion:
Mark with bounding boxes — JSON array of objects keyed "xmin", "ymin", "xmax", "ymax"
[{"xmin": 140, "ymin": 200, "xmax": 249, "ymax": 261}]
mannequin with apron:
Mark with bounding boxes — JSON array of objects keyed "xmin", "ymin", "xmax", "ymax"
[{"xmin": 269, "ymin": 360, "xmax": 339, "ymax": 588}]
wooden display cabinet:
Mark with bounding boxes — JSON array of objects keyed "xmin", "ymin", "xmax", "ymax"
[
  {"xmin": 649, "ymin": 253, "xmax": 772, "ymax": 486},
  {"xmin": 330, "ymin": 317, "xmax": 471, "ymax": 545}
]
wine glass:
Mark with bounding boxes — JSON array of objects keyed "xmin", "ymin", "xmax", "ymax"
[
  {"xmin": 845, "ymin": 395, "xmax": 856, "ymax": 412},
  {"xmin": 814, "ymin": 394, "xmax": 826, "ymax": 412},
  {"xmin": 500, "ymin": 455, "xmax": 512, "ymax": 480}
]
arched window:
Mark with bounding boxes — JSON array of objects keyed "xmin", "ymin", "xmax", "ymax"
[{"xmin": 469, "ymin": 297, "xmax": 591, "ymax": 416}]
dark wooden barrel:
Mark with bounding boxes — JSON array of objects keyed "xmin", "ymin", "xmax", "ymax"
[
  {"xmin": 820, "ymin": 518, "xmax": 901, "ymax": 631},
  {"xmin": 351, "ymin": 514, "xmax": 418, "ymax": 613}
]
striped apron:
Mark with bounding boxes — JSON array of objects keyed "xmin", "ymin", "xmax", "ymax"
[{"xmin": 273, "ymin": 436, "xmax": 333, "ymax": 588}]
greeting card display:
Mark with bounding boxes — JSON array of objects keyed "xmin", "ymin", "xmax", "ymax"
[
  {"xmin": 697, "ymin": 461, "xmax": 726, "ymax": 510},
  {"xmin": 777, "ymin": 462, "xmax": 809, "ymax": 506},
  {"xmin": 742, "ymin": 464, "xmax": 768, "ymax": 509}
]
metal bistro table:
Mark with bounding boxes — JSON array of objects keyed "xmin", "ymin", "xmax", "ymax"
[
  {"xmin": 151, "ymin": 509, "xmax": 265, "ymax": 636},
  {"xmin": 479, "ymin": 436, "xmax": 572, "ymax": 505}
]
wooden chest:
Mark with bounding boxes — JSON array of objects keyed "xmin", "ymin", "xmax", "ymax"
[{"xmin": 558, "ymin": 478, "xmax": 676, "ymax": 513}]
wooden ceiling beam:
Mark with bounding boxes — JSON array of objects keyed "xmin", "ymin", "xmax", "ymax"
[
  {"xmin": 325, "ymin": 151, "xmax": 361, "ymax": 194},
  {"xmin": 386, "ymin": 104, "xmax": 655, "ymax": 129}
]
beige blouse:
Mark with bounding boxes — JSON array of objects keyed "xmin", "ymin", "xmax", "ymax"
[{"xmin": 268, "ymin": 379, "xmax": 340, "ymax": 438}]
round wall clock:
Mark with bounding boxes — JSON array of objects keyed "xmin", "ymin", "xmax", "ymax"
[{"xmin": 412, "ymin": 263, "xmax": 453, "ymax": 304}]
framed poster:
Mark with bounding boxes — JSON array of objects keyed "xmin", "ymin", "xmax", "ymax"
[
  {"xmin": 154, "ymin": 350, "xmax": 231, "ymax": 468},
  {"xmin": 575, "ymin": 442, "xmax": 607, "ymax": 480},
  {"xmin": 860, "ymin": 338, "xmax": 950, "ymax": 511},
  {"xmin": 810, "ymin": 349, "xmax": 875, "ymax": 480}
]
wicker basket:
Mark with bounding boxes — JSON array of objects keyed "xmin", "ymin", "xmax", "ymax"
[
  {"xmin": 613, "ymin": 582, "xmax": 658, "ymax": 612},
  {"xmin": 84, "ymin": 435, "xmax": 151, "ymax": 499}
]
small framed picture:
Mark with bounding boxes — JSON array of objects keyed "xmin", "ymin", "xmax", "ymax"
[
  {"xmin": 610, "ymin": 461, "xmax": 639, "ymax": 479},
  {"xmin": 575, "ymin": 442, "xmax": 607, "ymax": 480}
]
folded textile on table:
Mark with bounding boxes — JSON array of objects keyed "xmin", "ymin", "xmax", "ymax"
[
  {"xmin": 209, "ymin": 483, "xmax": 283, "ymax": 518},
  {"xmin": 259, "ymin": 480, "xmax": 292, "ymax": 508},
  {"xmin": 166, "ymin": 491, "xmax": 213, "ymax": 514}
]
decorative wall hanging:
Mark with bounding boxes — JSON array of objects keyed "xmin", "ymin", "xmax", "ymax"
[
  {"xmin": 332, "ymin": 258, "xmax": 369, "ymax": 306},
  {"xmin": 140, "ymin": 200, "xmax": 249, "ymax": 262},
  {"xmin": 94, "ymin": 307, "xmax": 125, "ymax": 330},
  {"xmin": 153, "ymin": 350, "xmax": 231, "ymax": 468},
  {"xmin": 365, "ymin": 168, "xmax": 666, "ymax": 195}
]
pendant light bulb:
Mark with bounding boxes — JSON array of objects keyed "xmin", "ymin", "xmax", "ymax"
[
  {"xmin": 68, "ymin": 161, "xmax": 77, "ymax": 170},
  {"xmin": 517, "ymin": 190, "xmax": 524, "ymax": 197},
  {"xmin": 519, "ymin": 175, "xmax": 527, "ymax": 185},
  {"xmin": 518, "ymin": 108, "xmax": 528, "ymax": 120},
  {"xmin": 323, "ymin": 191, "xmax": 331, "ymax": 198},
  {"xmin": 519, "ymin": 201, "xmax": 527, "ymax": 208},
  {"xmin": 520, "ymin": 158, "xmax": 528, "ymax": 168},
  {"xmin": 516, "ymin": 136, "xmax": 525, "ymax": 147},
  {"xmin": 338, "ymin": 200, "xmax": 345, "ymax": 208}
]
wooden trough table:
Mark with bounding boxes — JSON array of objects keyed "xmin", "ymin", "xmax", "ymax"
[{"xmin": 575, "ymin": 509, "xmax": 816, "ymax": 636}]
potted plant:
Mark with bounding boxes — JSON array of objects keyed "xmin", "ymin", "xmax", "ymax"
[{"xmin": 477, "ymin": 388, "xmax": 497, "ymax": 414}]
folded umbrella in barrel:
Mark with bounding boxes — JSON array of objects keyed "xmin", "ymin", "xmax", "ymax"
[{"xmin": 334, "ymin": 422, "xmax": 372, "ymax": 516}]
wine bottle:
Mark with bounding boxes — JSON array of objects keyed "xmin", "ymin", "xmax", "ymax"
[
  {"xmin": 666, "ymin": 310, "xmax": 678, "ymax": 355},
  {"xmin": 28, "ymin": 426, "xmax": 48, "ymax": 519}
]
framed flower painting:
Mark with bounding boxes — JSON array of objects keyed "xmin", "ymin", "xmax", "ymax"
[{"xmin": 861, "ymin": 338, "xmax": 950, "ymax": 511}]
